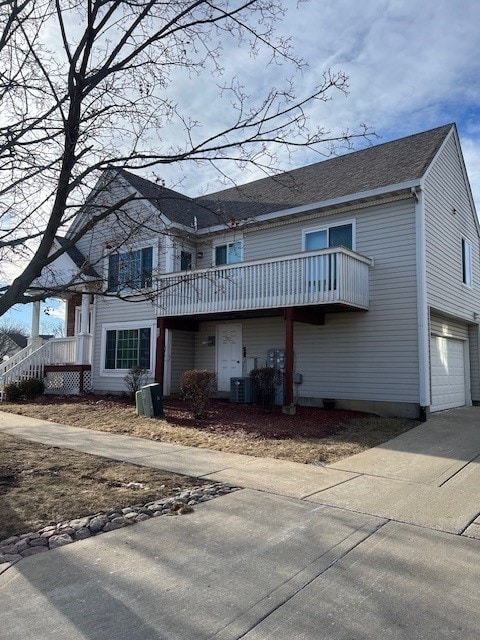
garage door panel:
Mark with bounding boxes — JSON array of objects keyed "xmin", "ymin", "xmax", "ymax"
[{"xmin": 431, "ymin": 336, "xmax": 466, "ymax": 412}]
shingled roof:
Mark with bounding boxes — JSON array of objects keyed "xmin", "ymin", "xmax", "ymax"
[
  {"xmin": 115, "ymin": 169, "xmax": 210, "ymax": 228},
  {"xmin": 119, "ymin": 124, "xmax": 453, "ymax": 230}
]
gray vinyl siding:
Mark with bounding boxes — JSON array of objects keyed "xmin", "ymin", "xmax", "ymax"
[
  {"xmin": 75, "ymin": 175, "xmax": 167, "ymax": 278},
  {"xmin": 170, "ymin": 330, "xmax": 195, "ymax": 392},
  {"xmin": 194, "ymin": 322, "xmax": 217, "ymax": 372},
  {"xmin": 91, "ymin": 296, "xmax": 156, "ymax": 393},
  {"xmin": 188, "ymin": 198, "xmax": 420, "ymax": 404},
  {"xmin": 424, "ymin": 131, "xmax": 480, "ymax": 320},
  {"xmin": 194, "ymin": 319, "xmax": 285, "ymax": 375}
]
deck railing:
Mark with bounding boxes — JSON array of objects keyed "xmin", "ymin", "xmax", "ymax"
[
  {"xmin": 0, "ymin": 335, "xmax": 92, "ymax": 395},
  {"xmin": 156, "ymin": 247, "xmax": 373, "ymax": 317},
  {"xmin": 48, "ymin": 337, "xmax": 79, "ymax": 364},
  {"xmin": 0, "ymin": 341, "xmax": 44, "ymax": 377}
]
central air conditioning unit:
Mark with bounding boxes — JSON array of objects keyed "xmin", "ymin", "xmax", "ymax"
[{"xmin": 230, "ymin": 377, "xmax": 257, "ymax": 403}]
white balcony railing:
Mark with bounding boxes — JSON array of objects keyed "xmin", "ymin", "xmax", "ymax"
[
  {"xmin": 156, "ymin": 247, "xmax": 373, "ymax": 317},
  {"xmin": 49, "ymin": 336, "xmax": 79, "ymax": 364}
]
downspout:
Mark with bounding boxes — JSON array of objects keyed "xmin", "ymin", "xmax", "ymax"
[{"xmin": 414, "ymin": 185, "xmax": 430, "ymax": 420}]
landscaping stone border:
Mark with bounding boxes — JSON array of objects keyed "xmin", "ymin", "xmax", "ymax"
[{"xmin": 0, "ymin": 483, "xmax": 239, "ymax": 569}]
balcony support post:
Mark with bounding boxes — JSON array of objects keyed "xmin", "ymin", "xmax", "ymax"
[
  {"xmin": 155, "ymin": 318, "xmax": 166, "ymax": 394},
  {"xmin": 283, "ymin": 308, "xmax": 294, "ymax": 407},
  {"xmin": 76, "ymin": 292, "xmax": 91, "ymax": 364},
  {"xmin": 29, "ymin": 300, "xmax": 41, "ymax": 345}
]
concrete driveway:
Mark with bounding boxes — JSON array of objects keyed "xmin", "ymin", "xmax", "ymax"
[{"xmin": 1, "ymin": 407, "xmax": 480, "ymax": 638}]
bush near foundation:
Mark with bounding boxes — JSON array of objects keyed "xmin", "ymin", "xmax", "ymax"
[
  {"xmin": 250, "ymin": 367, "xmax": 282, "ymax": 413},
  {"xmin": 180, "ymin": 370, "xmax": 216, "ymax": 419},
  {"xmin": 4, "ymin": 378, "xmax": 45, "ymax": 402},
  {"xmin": 123, "ymin": 366, "xmax": 149, "ymax": 399}
]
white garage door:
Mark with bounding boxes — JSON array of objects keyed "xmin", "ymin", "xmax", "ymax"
[{"xmin": 431, "ymin": 336, "xmax": 466, "ymax": 412}]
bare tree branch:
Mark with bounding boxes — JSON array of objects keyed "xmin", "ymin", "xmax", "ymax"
[{"xmin": 0, "ymin": 0, "xmax": 373, "ymax": 316}]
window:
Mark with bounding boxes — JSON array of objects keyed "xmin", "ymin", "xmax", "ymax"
[
  {"xmin": 462, "ymin": 239, "xmax": 473, "ymax": 287},
  {"xmin": 215, "ymin": 241, "xmax": 242, "ymax": 266},
  {"xmin": 105, "ymin": 327, "xmax": 151, "ymax": 370},
  {"xmin": 304, "ymin": 223, "xmax": 353, "ymax": 251},
  {"xmin": 107, "ymin": 246, "xmax": 153, "ymax": 292},
  {"xmin": 303, "ymin": 222, "xmax": 354, "ymax": 294},
  {"xmin": 180, "ymin": 250, "xmax": 192, "ymax": 271}
]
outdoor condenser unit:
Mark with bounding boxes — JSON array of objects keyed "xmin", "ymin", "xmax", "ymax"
[{"xmin": 230, "ymin": 377, "xmax": 257, "ymax": 403}]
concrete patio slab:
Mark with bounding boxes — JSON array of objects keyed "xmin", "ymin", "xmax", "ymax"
[
  {"xmin": 205, "ymin": 457, "xmax": 358, "ymax": 498},
  {"xmin": 307, "ymin": 474, "xmax": 480, "ymax": 533},
  {"xmin": 241, "ymin": 520, "xmax": 480, "ymax": 640},
  {"xmin": 440, "ymin": 455, "xmax": 480, "ymax": 492},
  {"xmin": 0, "ymin": 490, "xmax": 383, "ymax": 640},
  {"xmin": 463, "ymin": 522, "xmax": 480, "ymax": 539},
  {"xmin": 329, "ymin": 407, "xmax": 480, "ymax": 485}
]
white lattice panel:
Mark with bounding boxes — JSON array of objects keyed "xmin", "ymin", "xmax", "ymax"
[
  {"xmin": 83, "ymin": 370, "xmax": 92, "ymax": 392},
  {"xmin": 45, "ymin": 369, "xmax": 92, "ymax": 395},
  {"xmin": 45, "ymin": 371, "xmax": 79, "ymax": 394}
]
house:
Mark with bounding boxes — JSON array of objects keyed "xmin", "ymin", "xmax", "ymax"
[
  {"xmin": 1, "ymin": 332, "xmax": 28, "ymax": 360},
  {"xmin": 1, "ymin": 123, "xmax": 479, "ymax": 419}
]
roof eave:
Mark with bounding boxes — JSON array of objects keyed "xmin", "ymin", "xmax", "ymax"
[{"xmin": 196, "ymin": 179, "xmax": 422, "ymax": 235}]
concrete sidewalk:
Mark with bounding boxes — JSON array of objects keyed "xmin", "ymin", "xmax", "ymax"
[
  {"xmin": 1, "ymin": 408, "xmax": 480, "ymax": 639},
  {"xmin": 1, "ymin": 407, "xmax": 479, "ymax": 534},
  {"xmin": 1, "ymin": 489, "xmax": 480, "ymax": 639}
]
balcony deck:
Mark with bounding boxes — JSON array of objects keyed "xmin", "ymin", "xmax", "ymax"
[{"xmin": 156, "ymin": 247, "xmax": 373, "ymax": 319}]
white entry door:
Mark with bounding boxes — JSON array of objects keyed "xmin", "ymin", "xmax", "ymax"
[{"xmin": 217, "ymin": 324, "xmax": 243, "ymax": 391}]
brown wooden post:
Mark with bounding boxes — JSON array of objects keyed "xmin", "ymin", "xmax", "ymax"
[
  {"xmin": 155, "ymin": 318, "xmax": 166, "ymax": 392},
  {"xmin": 284, "ymin": 308, "xmax": 294, "ymax": 406}
]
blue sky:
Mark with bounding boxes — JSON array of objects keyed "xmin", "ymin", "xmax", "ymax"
[{"xmin": 4, "ymin": 0, "xmax": 480, "ymax": 333}]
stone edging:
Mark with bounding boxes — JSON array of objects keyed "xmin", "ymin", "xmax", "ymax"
[{"xmin": 0, "ymin": 482, "xmax": 239, "ymax": 568}]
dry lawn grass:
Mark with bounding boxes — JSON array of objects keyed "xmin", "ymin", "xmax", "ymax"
[
  {"xmin": 0, "ymin": 432, "xmax": 206, "ymax": 541},
  {"xmin": 1, "ymin": 398, "xmax": 418, "ymax": 465}
]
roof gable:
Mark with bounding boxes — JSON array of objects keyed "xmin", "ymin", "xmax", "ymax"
[{"xmin": 76, "ymin": 124, "xmax": 454, "ymax": 234}]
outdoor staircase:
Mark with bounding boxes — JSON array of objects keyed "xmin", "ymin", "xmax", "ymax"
[
  {"xmin": 0, "ymin": 342, "xmax": 49, "ymax": 400},
  {"xmin": 0, "ymin": 337, "xmax": 84, "ymax": 400}
]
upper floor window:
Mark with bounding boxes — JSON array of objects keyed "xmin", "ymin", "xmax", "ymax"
[
  {"xmin": 180, "ymin": 250, "xmax": 192, "ymax": 271},
  {"xmin": 303, "ymin": 223, "xmax": 353, "ymax": 252},
  {"xmin": 107, "ymin": 246, "xmax": 153, "ymax": 292},
  {"xmin": 462, "ymin": 238, "xmax": 473, "ymax": 287},
  {"xmin": 215, "ymin": 241, "xmax": 242, "ymax": 266}
]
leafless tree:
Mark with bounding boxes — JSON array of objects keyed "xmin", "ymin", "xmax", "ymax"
[{"xmin": 0, "ymin": 0, "xmax": 370, "ymax": 316}]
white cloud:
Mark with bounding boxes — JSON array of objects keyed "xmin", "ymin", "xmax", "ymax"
[
  {"xmin": 170, "ymin": 0, "xmax": 480, "ymax": 211},
  {"xmin": 44, "ymin": 300, "xmax": 66, "ymax": 321}
]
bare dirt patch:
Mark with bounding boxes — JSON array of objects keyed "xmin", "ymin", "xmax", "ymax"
[
  {"xmin": 1, "ymin": 395, "xmax": 418, "ymax": 464},
  {"xmin": 0, "ymin": 432, "xmax": 206, "ymax": 541}
]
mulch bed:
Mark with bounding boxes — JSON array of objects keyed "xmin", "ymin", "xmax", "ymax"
[{"xmin": 33, "ymin": 394, "xmax": 372, "ymax": 441}]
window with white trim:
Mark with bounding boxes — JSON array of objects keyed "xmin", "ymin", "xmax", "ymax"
[
  {"xmin": 107, "ymin": 246, "xmax": 153, "ymax": 292},
  {"xmin": 303, "ymin": 223, "xmax": 353, "ymax": 252},
  {"xmin": 104, "ymin": 327, "xmax": 151, "ymax": 370},
  {"xmin": 462, "ymin": 238, "xmax": 473, "ymax": 287},
  {"xmin": 214, "ymin": 241, "xmax": 242, "ymax": 265}
]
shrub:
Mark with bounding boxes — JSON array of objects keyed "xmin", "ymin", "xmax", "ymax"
[
  {"xmin": 124, "ymin": 366, "xmax": 149, "ymax": 399},
  {"xmin": 4, "ymin": 377, "xmax": 45, "ymax": 402},
  {"xmin": 19, "ymin": 378, "xmax": 45, "ymax": 399},
  {"xmin": 180, "ymin": 370, "xmax": 216, "ymax": 419},
  {"xmin": 3, "ymin": 382, "xmax": 23, "ymax": 402},
  {"xmin": 250, "ymin": 367, "xmax": 282, "ymax": 413}
]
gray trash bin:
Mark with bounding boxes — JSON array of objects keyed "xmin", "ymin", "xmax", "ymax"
[{"xmin": 140, "ymin": 383, "xmax": 164, "ymax": 418}]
